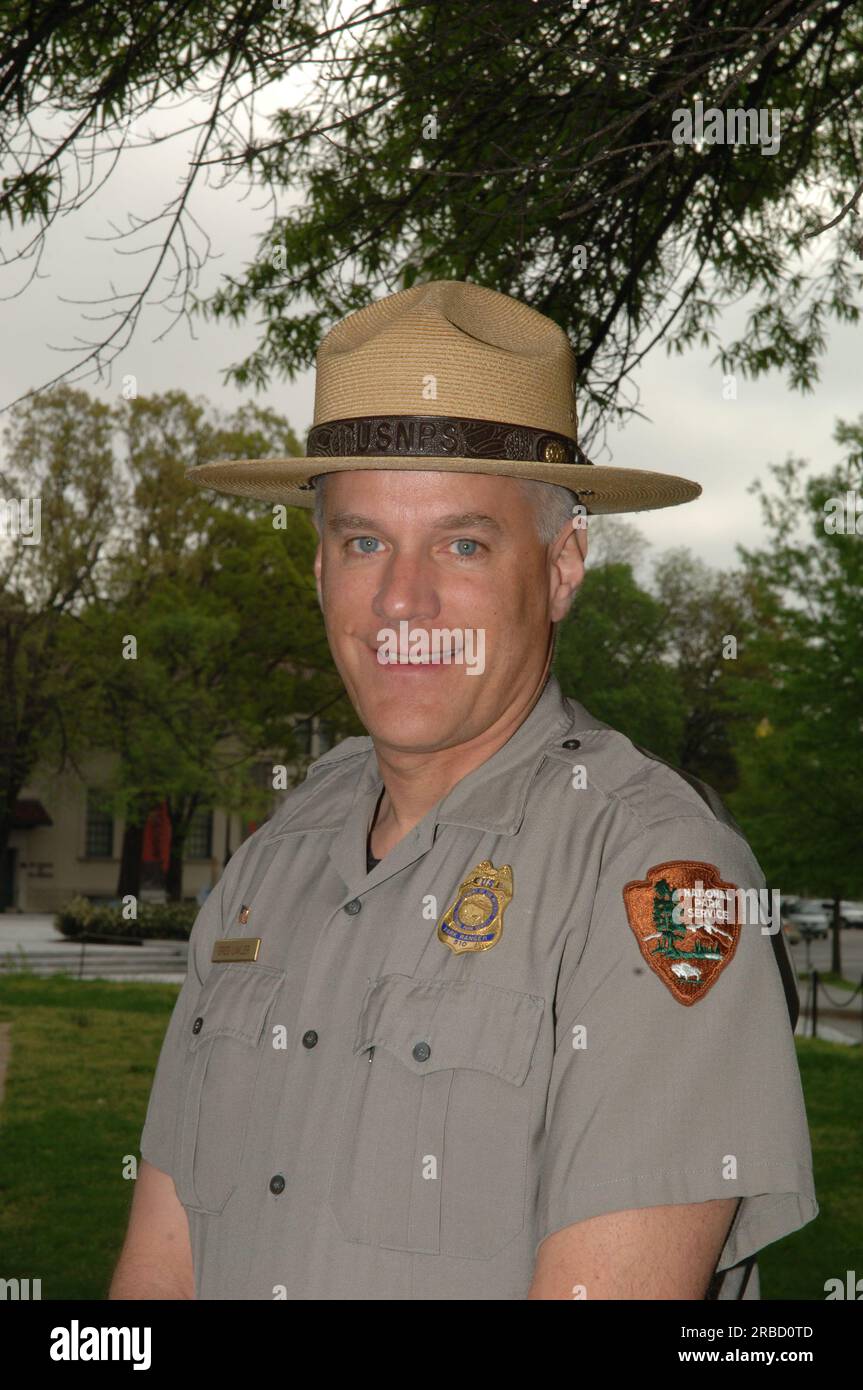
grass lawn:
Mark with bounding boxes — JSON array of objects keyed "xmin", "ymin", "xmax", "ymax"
[
  {"xmin": 798, "ymin": 970, "xmax": 860, "ymax": 992},
  {"xmin": 0, "ymin": 974, "xmax": 180, "ymax": 1301},
  {"xmin": 0, "ymin": 973, "xmax": 859, "ymax": 1300}
]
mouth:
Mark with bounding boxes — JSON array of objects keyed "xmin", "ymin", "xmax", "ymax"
[{"xmin": 367, "ymin": 641, "xmax": 464, "ymax": 669}]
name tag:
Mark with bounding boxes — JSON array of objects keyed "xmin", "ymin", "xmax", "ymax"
[{"xmin": 211, "ymin": 937, "xmax": 261, "ymax": 963}]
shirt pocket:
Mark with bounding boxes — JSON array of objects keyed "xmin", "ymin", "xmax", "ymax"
[
  {"xmin": 173, "ymin": 962, "xmax": 285, "ymax": 1215},
  {"xmin": 327, "ymin": 974, "xmax": 544, "ymax": 1260}
]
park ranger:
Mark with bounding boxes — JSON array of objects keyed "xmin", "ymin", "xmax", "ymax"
[{"xmin": 111, "ymin": 280, "xmax": 817, "ymax": 1301}]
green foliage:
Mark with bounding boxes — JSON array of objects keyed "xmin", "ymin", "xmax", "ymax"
[
  {"xmin": 2, "ymin": 4, "xmax": 862, "ymax": 425},
  {"xmin": 55, "ymin": 896, "xmax": 198, "ymax": 941},
  {"xmin": 553, "ymin": 543, "xmax": 758, "ymax": 790},
  {"xmin": 728, "ymin": 419, "xmax": 863, "ymax": 904},
  {"xmin": 0, "ymin": 386, "xmax": 360, "ymax": 883},
  {"xmin": 554, "ymin": 560, "xmax": 685, "ymax": 762},
  {"xmin": 201, "ymin": 1, "xmax": 863, "ymax": 429}
]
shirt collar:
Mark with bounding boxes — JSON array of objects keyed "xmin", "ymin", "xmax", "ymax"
[
  {"xmin": 271, "ymin": 673, "xmax": 598, "ymax": 841},
  {"xmin": 433, "ymin": 672, "xmax": 575, "ymax": 834}
]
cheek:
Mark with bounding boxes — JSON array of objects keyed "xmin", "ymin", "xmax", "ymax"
[
  {"xmin": 453, "ymin": 559, "xmax": 541, "ymax": 617},
  {"xmin": 490, "ymin": 567, "xmax": 546, "ymax": 627},
  {"xmin": 320, "ymin": 553, "xmax": 372, "ymax": 608}
]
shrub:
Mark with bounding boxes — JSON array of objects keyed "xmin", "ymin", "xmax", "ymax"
[{"xmin": 55, "ymin": 897, "xmax": 199, "ymax": 941}]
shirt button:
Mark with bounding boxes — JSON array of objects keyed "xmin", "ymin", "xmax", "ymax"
[
  {"xmin": 302, "ymin": 1030, "xmax": 318, "ymax": 1049},
  {"xmin": 192, "ymin": 1017, "xmax": 203, "ymax": 1034},
  {"xmin": 344, "ymin": 898, "xmax": 362, "ymax": 915},
  {"xmin": 562, "ymin": 738, "xmax": 581, "ymax": 750},
  {"xmin": 269, "ymin": 1174, "xmax": 286, "ymax": 1195},
  {"xmin": 412, "ymin": 1041, "xmax": 431, "ymax": 1062}
]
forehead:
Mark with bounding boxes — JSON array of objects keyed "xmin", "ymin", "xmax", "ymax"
[{"xmin": 318, "ymin": 469, "xmax": 525, "ymax": 525}]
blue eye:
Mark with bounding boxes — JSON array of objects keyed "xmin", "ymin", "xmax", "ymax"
[
  {"xmin": 451, "ymin": 538, "xmax": 479, "ymax": 556},
  {"xmin": 350, "ymin": 537, "xmax": 382, "ymax": 553}
]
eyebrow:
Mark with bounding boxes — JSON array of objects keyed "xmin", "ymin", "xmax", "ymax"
[{"xmin": 327, "ymin": 511, "xmax": 505, "ymax": 536}]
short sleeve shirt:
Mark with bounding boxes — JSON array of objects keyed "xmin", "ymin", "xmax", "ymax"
[{"xmin": 139, "ymin": 674, "xmax": 817, "ymax": 1299}]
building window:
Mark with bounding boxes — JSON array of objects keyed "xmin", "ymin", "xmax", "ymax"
[
  {"xmin": 85, "ymin": 789, "xmax": 114, "ymax": 858},
  {"xmin": 185, "ymin": 807, "xmax": 213, "ymax": 859},
  {"xmin": 252, "ymin": 760, "xmax": 276, "ymax": 792},
  {"xmin": 316, "ymin": 718, "xmax": 335, "ymax": 754},
  {"xmin": 293, "ymin": 717, "xmax": 313, "ymax": 756}
]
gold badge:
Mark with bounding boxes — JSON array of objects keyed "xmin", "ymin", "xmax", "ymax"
[
  {"xmin": 211, "ymin": 937, "xmax": 261, "ymax": 963},
  {"xmin": 437, "ymin": 860, "xmax": 513, "ymax": 954}
]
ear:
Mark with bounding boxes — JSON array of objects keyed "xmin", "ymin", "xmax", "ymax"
[{"xmin": 548, "ymin": 516, "xmax": 587, "ymax": 622}]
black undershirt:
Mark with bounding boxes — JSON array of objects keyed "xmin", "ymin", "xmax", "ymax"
[{"xmin": 367, "ymin": 788, "xmax": 384, "ymax": 872}]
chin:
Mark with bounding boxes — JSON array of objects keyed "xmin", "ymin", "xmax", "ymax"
[{"xmin": 357, "ymin": 692, "xmax": 470, "ymax": 750}]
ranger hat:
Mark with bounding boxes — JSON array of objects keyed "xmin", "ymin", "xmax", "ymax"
[{"xmin": 185, "ymin": 279, "xmax": 701, "ymax": 514}]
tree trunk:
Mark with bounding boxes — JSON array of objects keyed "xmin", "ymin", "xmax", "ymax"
[
  {"xmin": 165, "ymin": 834, "xmax": 184, "ymax": 902},
  {"xmin": 116, "ymin": 819, "xmax": 145, "ymax": 901},
  {"xmin": 165, "ymin": 796, "xmax": 197, "ymax": 903}
]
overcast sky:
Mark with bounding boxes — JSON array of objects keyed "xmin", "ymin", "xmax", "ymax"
[{"xmin": 2, "ymin": 86, "xmax": 859, "ymax": 576}]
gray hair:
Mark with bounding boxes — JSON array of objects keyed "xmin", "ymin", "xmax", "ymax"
[{"xmin": 311, "ymin": 472, "xmax": 581, "ymax": 545}]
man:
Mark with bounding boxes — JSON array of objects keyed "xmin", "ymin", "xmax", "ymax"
[{"xmin": 110, "ymin": 280, "xmax": 816, "ymax": 1301}]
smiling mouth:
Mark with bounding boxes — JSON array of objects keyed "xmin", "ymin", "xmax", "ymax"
[{"xmin": 369, "ymin": 643, "xmax": 464, "ymax": 665}]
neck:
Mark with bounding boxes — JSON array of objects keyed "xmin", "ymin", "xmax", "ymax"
[{"xmin": 368, "ymin": 637, "xmax": 555, "ymax": 859}]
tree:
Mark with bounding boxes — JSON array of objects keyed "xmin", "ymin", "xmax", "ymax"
[
  {"xmin": 653, "ymin": 878, "xmax": 684, "ymax": 955},
  {"xmin": 2, "ymin": 2, "xmax": 863, "ymax": 444},
  {"xmin": 84, "ymin": 391, "xmax": 357, "ymax": 899},
  {"xmin": 728, "ymin": 418, "xmax": 863, "ymax": 975},
  {"xmin": 554, "ymin": 557, "xmax": 686, "ymax": 760},
  {"xmin": 554, "ymin": 539, "xmax": 759, "ymax": 788},
  {"xmin": 0, "ymin": 388, "xmax": 123, "ymax": 867},
  {"xmin": 0, "ymin": 386, "xmax": 358, "ymax": 898},
  {"xmin": 651, "ymin": 549, "xmax": 764, "ymax": 794}
]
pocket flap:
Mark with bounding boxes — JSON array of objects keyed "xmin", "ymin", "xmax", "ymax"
[
  {"xmin": 189, "ymin": 962, "xmax": 285, "ymax": 1049},
  {"xmin": 355, "ymin": 975, "xmax": 544, "ymax": 1084}
]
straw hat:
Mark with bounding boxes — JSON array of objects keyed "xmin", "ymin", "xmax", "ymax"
[{"xmin": 185, "ymin": 279, "xmax": 701, "ymax": 514}]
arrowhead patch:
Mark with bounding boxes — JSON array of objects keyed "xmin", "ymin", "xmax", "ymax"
[{"xmin": 622, "ymin": 860, "xmax": 740, "ymax": 1005}]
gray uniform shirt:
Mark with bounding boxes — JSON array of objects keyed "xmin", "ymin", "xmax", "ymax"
[{"xmin": 139, "ymin": 674, "xmax": 817, "ymax": 1299}]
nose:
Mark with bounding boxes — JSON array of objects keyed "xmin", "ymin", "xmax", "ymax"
[{"xmin": 371, "ymin": 547, "xmax": 441, "ymax": 627}]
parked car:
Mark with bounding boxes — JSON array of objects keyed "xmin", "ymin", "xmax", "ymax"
[
  {"xmin": 784, "ymin": 899, "xmax": 829, "ymax": 938},
  {"xmin": 781, "ymin": 918, "xmax": 801, "ymax": 945},
  {"xmin": 839, "ymin": 901, "xmax": 863, "ymax": 929}
]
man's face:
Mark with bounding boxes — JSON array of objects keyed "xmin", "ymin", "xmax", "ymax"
[{"xmin": 313, "ymin": 469, "xmax": 586, "ymax": 753}]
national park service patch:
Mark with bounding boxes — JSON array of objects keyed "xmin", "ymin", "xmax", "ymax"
[{"xmin": 622, "ymin": 860, "xmax": 741, "ymax": 1005}]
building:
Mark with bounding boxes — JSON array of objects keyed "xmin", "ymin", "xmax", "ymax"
[{"xmin": 1, "ymin": 718, "xmax": 335, "ymax": 913}]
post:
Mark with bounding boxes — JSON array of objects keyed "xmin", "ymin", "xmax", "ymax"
[{"xmin": 811, "ymin": 968, "xmax": 818, "ymax": 1039}]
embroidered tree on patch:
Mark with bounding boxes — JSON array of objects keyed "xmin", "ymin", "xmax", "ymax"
[{"xmin": 652, "ymin": 879, "xmax": 685, "ymax": 955}]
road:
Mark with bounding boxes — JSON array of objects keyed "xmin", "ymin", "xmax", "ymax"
[{"xmin": 0, "ymin": 914, "xmax": 187, "ymax": 984}]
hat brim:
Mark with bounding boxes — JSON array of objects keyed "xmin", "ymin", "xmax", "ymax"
[{"xmin": 185, "ymin": 455, "xmax": 701, "ymax": 515}]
